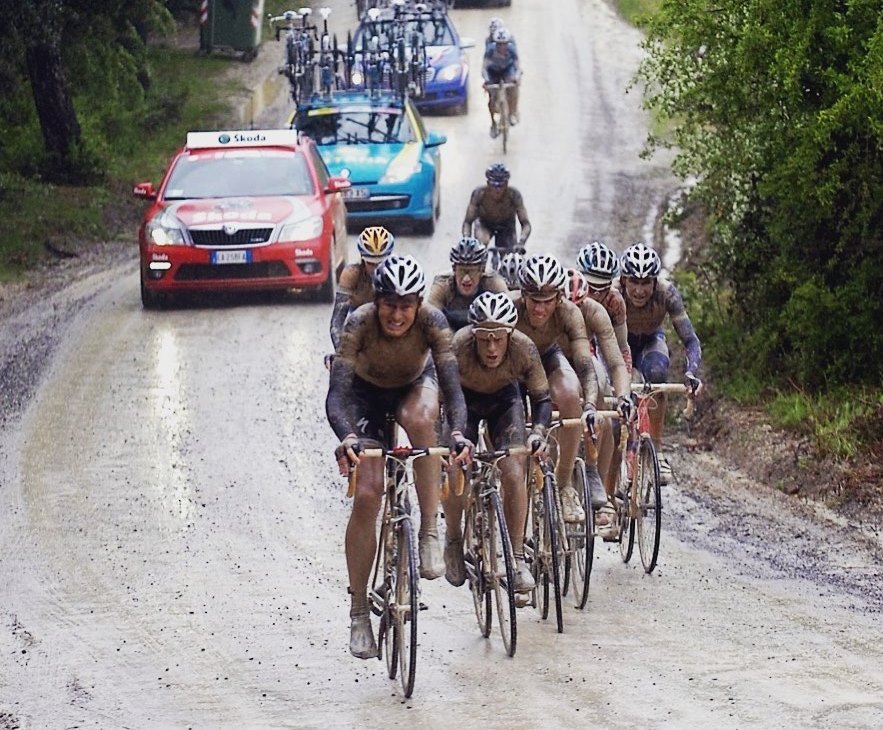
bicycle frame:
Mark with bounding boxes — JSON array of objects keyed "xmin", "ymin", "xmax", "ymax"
[{"xmin": 485, "ymin": 82, "xmax": 516, "ymax": 154}]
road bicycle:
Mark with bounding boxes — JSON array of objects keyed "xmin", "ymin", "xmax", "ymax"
[
  {"xmin": 484, "ymin": 81, "xmax": 517, "ymax": 154},
  {"xmin": 461, "ymin": 431, "xmax": 525, "ymax": 657},
  {"xmin": 269, "ymin": 8, "xmax": 317, "ymax": 103},
  {"xmin": 561, "ymin": 409, "xmax": 620, "ymax": 609},
  {"xmin": 608, "ymin": 382, "xmax": 694, "ymax": 573},
  {"xmin": 349, "ymin": 418, "xmax": 449, "ymax": 698}
]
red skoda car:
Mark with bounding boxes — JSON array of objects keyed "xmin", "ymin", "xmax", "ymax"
[{"xmin": 134, "ymin": 129, "xmax": 351, "ymax": 308}]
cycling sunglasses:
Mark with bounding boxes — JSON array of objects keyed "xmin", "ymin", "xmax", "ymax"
[{"xmin": 473, "ymin": 327, "xmax": 513, "ymax": 342}]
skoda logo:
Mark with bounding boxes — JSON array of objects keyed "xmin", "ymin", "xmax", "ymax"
[
  {"xmin": 223, "ymin": 224, "xmax": 240, "ymax": 235},
  {"xmin": 218, "ymin": 134, "xmax": 231, "ymax": 144}
]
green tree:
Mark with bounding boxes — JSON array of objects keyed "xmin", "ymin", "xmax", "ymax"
[{"xmin": 635, "ymin": 0, "xmax": 883, "ymax": 390}]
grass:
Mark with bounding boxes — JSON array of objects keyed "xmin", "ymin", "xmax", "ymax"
[
  {"xmin": 0, "ymin": 42, "xmax": 235, "ymax": 280},
  {"xmin": 614, "ymin": 0, "xmax": 660, "ymax": 25}
]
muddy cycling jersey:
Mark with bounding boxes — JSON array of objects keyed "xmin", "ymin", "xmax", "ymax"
[
  {"xmin": 483, "ymin": 42, "xmax": 520, "ymax": 82},
  {"xmin": 462, "ymin": 186, "xmax": 530, "ymax": 241},
  {"xmin": 452, "ymin": 327, "xmax": 552, "ymax": 438},
  {"xmin": 326, "ymin": 302, "xmax": 468, "ymax": 439},
  {"xmin": 427, "ymin": 272, "xmax": 508, "ymax": 331},
  {"xmin": 592, "ymin": 286, "xmax": 629, "ymax": 356},
  {"xmin": 618, "ymin": 277, "xmax": 702, "ymax": 375},
  {"xmin": 558, "ymin": 297, "xmax": 630, "ymax": 401},
  {"xmin": 330, "ymin": 263, "xmax": 375, "ymax": 350},
  {"xmin": 513, "ymin": 296, "xmax": 599, "ymax": 407}
]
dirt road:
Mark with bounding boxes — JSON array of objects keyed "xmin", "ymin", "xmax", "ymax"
[{"xmin": 1, "ymin": 1, "xmax": 881, "ymax": 727}]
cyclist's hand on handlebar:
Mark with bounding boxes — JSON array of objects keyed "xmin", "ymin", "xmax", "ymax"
[
  {"xmin": 685, "ymin": 371, "xmax": 704, "ymax": 396},
  {"xmin": 526, "ymin": 433, "xmax": 548, "ymax": 459},
  {"xmin": 449, "ymin": 430, "xmax": 473, "ymax": 466},
  {"xmin": 334, "ymin": 433, "xmax": 361, "ymax": 476},
  {"xmin": 616, "ymin": 395, "xmax": 632, "ymax": 423},
  {"xmin": 581, "ymin": 403, "xmax": 597, "ymax": 433}
]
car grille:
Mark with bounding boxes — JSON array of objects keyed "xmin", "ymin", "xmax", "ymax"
[
  {"xmin": 346, "ymin": 195, "xmax": 410, "ymax": 213},
  {"xmin": 175, "ymin": 261, "xmax": 292, "ymax": 281},
  {"xmin": 189, "ymin": 227, "xmax": 274, "ymax": 246}
]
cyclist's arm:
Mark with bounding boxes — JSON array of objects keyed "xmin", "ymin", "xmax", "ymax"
[
  {"xmin": 587, "ymin": 305, "xmax": 630, "ymax": 400},
  {"xmin": 426, "ymin": 274, "xmax": 450, "ymax": 311},
  {"xmin": 326, "ymin": 350, "xmax": 358, "ymax": 440},
  {"xmin": 665, "ymin": 283, "xmax": 703, "ymax": 374},
  {"xmin": 329, "ymin": 265, "xmax": 360, "ymax": 350},
  {"xmin": 511, "ymin": 189, "xmax": 531, "ymax": 245},
  {"xmin": 520, "ymin": 337, "xmax": 552, "ymax": 435},
  {"xmin": 425, "ymin": 307, "xmax": 468, "ymax": 433},
  {"xmin": 563, "ymin": 304, "xmax": 599, "ymax": 407},
  {"xmin": 461, "ymin": 188, "xmax": 482, "ymax": 237}
]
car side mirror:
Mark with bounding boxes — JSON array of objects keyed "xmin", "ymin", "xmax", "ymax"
[
  {"xmin": 326, "ymin": 176, "xmax": 352, "ymax": 194},
  {"xmin": 459, "ymin": 36, "xmax": 475, "ymax": 50},
  {"xmin": 424, "ymin": 131, "xmax": 447, "ymax": 148},
  {"xmin": 133, "ymin": 182, "xmax": 157, "ymax": 201}
]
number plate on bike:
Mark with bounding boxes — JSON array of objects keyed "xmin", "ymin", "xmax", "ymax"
[{"xmin": 342, "ymin": 187, "xmax": 370, "ymax": 200}]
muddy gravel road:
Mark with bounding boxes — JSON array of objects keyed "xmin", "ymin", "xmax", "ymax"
[{"xmin": 1, "ymin": 1, "xmax": 881, "ymax": 727}]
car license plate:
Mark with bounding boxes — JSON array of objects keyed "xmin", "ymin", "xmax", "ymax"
[
  {"xmin": 343, "ymin": 187, "xmax": 370, "ymax": 200},
  {"xmin": 211, "ymin": 249, "xmax": 251, "ymax": 265}
]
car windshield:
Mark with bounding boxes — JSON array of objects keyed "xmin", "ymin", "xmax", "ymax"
[
  {"xmin": 162, "ymin": 149, "xmax": 315, "ymax": 199},
  {"xmin": 296, "ymin": 107, "xmax": 415, "ymax": 146},
  {"xmin": 356, "ymin": 18, "xmax": 455, "ymax": 47}
]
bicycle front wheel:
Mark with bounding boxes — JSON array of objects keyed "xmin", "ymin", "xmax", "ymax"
[
  {"xmin": 464, "ymin": 494, "xmax": 492, "ymax": 638},
  {"xmin": 618, "ymin": 452, "xmax": 635, "ymax": 563},
  {"xmin": 487, "ymin": 489, "xmax": 517, "ymax": 657},
  {"xmin": 567, "ymin": 458, "xmax": 594, "ymax": 609},
  {"xmin": 636, "ymin": 436, "xmax": 662, "ymax": 573},
  {"xmin": 396, "ymin": 516, "xmax": 419, "ymax": 698},
  {"xmin": 539, "ymin": 472, "xmax": 564, "ymax": 633}
]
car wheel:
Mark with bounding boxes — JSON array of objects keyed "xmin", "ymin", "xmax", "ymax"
[
  {"xmin": 315, "ymin": 252, "xmax": 337, "ymax": 303},
  {"xmin": 140, "ymin": 270, "xmax": 165, "ymax": 310}
]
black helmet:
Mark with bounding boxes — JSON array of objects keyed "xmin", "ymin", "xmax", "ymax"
[
  {"xmin": 450, "ymin": 237, "xmax": 488, "ymax": 265},
  {"xmin": 485, "ymin": 162, "xmax": 510, "ymax": 186}
]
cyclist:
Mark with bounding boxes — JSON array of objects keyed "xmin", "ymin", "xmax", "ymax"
[
  {"xmin": 618, "ymin": 242, "xmax": 703, "ymax": 484},
  {"xmin": 482, "ymin": 27, "xmax": 521, "ymax": 134},
  {"xmin": 576, "ymin": 240, "xmax": 632, "ymax": 371},
  {"xmin": 329, "ymin": 226, "xmax": 395, "ymax": 352},
  {"xmin": 485, "ymin": 17, "xmax": 518, "ymax": 53},
  {"xmin": 514, "ymin": 254, "xmax": 599, "ymax": 523},
  {"xmin": 461, "ymin": 163, "xmax": 531, "ymax": 255},
  {"xmin": 498, "ymin": 249, "xmax": 524, "ymax": 290},
  {"xmin": 427, "ymin": 237, "xmax": 508, "ymax": 331},
  {"xmin": 562, "ymin": 269, "xmax": 632, "ymax": 526},
  {"xmin": 326, "ymin": 254, "xmax": 473, "ymax": 659},
  {"xmin": 443, "ymin": 292, "xmax": 551, "ymax": 593}
]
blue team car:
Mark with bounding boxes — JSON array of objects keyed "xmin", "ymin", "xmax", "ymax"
[{"xmin": 290, "ymin": 91, "xmax": 446, "ymax": 235}]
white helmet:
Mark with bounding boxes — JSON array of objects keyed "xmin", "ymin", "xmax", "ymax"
[
  {"xmin": 519, "ymin": 254, "xmax": 566, "ymax": 293},
  {"xmin": 373, "ymin": 254, "xmax": 426, "ymax": 296},
  {"xmin": 563, "ymin": 268, "xmax": 590, "ymax": 303},
  {"xmin": 577, "ymin": 240, "xmax": 620, "ymax": 285},
  {"xmin": 498, "ymin": 250, "xmax": 524, "ymax": 288},
  {"xmin": 621, "ymin": 243, "xmax": 661, "ymax": 279},
  {"xmin": 488, "ymin": 17, "xmax": 504, "ymax": 34},
  {"xmin": 469, "ymin": 291, "xmax": 518, "ymax": 328},
  {"xmin": 493, "ymin": 27, "xmax": 511, "ymax": 44}
]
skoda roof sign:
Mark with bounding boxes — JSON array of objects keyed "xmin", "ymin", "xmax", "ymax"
[{"xmin": 186, "ymin": 130, "xmax": 300, "ymax": 150}]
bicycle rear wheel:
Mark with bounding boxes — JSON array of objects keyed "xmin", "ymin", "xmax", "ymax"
[
  {"xmin": 464, "ymin": 493, "xmax": 492, "ymax": 638},
  {"xmin": 499, "ymin": 97, "xmax": 509, "ymax": 155},
  {"xmin": 487, "ymin": 489, "xmax": 517, "ymax": 657},
  {"xmin": 567, "ymin": 458, "xmax": 594, "ymax": 609},
  {"xmin": 636, "ymin": 436, "xmax": 662, "ymax": 573},
  {"xmin": 396, "ymin": 516, "xmax": 419, "ymax": 698}
]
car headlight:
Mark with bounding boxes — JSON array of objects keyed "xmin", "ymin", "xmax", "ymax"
[
  {"xmin": 280, "ymin": 215, "xmax": 323, "ymax": 242},
  {"xmin": 436, "ymin": 64, "xmax": 462, "ymax": 82},
  {"xmin": 146, "ymin": 209, "xmax": 186, "ymax": 246},
  {"xmin": 380, "ymin": 145, "xmax": 422, "ymax": 184}
]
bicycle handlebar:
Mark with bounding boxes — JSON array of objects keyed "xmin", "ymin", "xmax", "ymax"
[{"xmin": 358, "ymin": 446, "xmax": 451, "ymax": 458}]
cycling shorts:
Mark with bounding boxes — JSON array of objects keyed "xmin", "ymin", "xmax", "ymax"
[
  {"xmin": 462, "ymin": 383, "xmax": 525, "ymax": 450},
  {"xmin": 628, "ymin": 329, "xmax": 670, "ymax": 383},
  {"xmin": 349, "ymin": 360, "xmax": 438, "ymax": 444}
]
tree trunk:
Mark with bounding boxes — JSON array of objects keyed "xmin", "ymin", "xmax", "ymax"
[{"xmin": 25, "ymin": 39, "xmax": 82, "ymax": 177}]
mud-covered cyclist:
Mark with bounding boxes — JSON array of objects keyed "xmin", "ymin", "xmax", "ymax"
[
  {"xmin": 325, "ymin": 255, "xmax": 473, "ymax": 659},
  {"xmin": 442, "ymin": 292, "xmax": 552, "ymax": 594},
  {"xmin": 461, "ymin": 163, "xmax": 531, "ymax": 256}
]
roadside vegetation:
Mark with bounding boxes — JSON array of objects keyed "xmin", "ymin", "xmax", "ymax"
[
  {"xmin": 622, "ymin": 0, "xmax": 883, "ymax": 468},
  {"xmin": 1, "ymin": 1, "xmax": 880, "ymax": 480}
]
